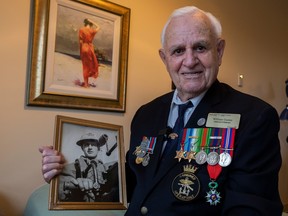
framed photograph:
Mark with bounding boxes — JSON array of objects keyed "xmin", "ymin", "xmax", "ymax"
[
  {"xmin": 26, "ymin": 0, "xmax": 130, "ymax": 112},
  {"xmin": 49, "ymin": 115, "xmax": 127, "ymax": 210}
]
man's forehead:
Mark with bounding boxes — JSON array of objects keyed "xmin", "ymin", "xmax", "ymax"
[
  {"xmin": 164, "ymin": 21, "xmax": 212, "ymax": 48},
  {"xmin": 165, "ymin": 15, "xmax": 212, "ymax": 42},
  {"xmin": 169, "ymin": 13, "xmax": 211, "ymax": 33}
]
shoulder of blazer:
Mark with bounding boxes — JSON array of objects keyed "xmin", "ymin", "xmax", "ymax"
[
  {"xmin": 135, "ymin": 91, "xmax": 174, "ymax": 115},
  {"xmin": 204, "ymin": 80, "xmax": 273, "ymax": 109},
  {"xmin": 130, "ymin": 91, "xmax": 174, "ymax": 129},
  {"xmin": 145, "ymin": 91, "xmax": 174, "ymax": 106},
  {"xmin": 202, "ymin": 80, "xmax": 229, "ymax": 105}
]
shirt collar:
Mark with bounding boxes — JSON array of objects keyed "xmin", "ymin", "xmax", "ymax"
[{"xmin": 171, "ymin": 89, "xmax": 207, "ymax": 108}]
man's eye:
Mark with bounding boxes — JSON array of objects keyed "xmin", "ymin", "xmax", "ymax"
[
  {"xmin": 196, "ymin": 46, "xmax": 206, "ymax": 52},
  {"xmin": 172, "ymin": 48, "xmax": 185, "ymax": 55}
]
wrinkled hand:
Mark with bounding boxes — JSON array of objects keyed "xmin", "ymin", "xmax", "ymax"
[{"xmin": 39, "ymin": 146, "xmax": 65, "ymax": 183}]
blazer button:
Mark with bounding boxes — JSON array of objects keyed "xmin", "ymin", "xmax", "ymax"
[{"xmin": 140, "ymin": 206, "xmax": 148, "ymax": 215}]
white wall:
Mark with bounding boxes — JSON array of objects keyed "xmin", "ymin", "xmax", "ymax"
[{"xmin": 0, "ymin": 0, "xmax": 287, "ymax": 215}]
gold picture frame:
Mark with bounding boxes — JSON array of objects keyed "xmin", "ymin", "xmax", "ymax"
[
  {"xmin": 26, "ymin": 0, "xmax": 130, "ymax": 112},
  {"xmin": 49, "ymin": 115, "xmax": 127, "ymax": 210}
]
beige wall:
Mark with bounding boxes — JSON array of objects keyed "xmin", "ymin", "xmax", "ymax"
[{"xmin": 0, "ymin": 0, "xmax": 287, "ymax": 215}]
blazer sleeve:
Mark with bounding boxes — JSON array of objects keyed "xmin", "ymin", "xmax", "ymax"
[{"xmin": 222, "ymin": 106, "xmax": 283, "ymax": 215}]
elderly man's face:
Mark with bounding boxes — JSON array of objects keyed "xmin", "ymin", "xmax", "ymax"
[
  {"xmin": 82, "ymin": 142, "xmax": 98, "ymax": 159},
  {"xmin": 159, "ymin": 12, "xmax": 225, "ymax": 101}
]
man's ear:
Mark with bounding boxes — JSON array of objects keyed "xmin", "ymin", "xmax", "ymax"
[
  {"xmin": 217, "ymin": 39, "xmax": 225, "ymax": 66},
  {"xmin": 159, "ymin": 48, "xmax": 167, "ymax": 65}
]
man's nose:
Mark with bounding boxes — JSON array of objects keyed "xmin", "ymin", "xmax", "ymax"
[{"xmin": 183, "ymin": 50, "xmax": 199, "ymax": 67}]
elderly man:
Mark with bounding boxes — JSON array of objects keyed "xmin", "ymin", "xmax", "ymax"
[{"xmin": 40, "ymin": 6, "xmax": 283, "ymax": 215}]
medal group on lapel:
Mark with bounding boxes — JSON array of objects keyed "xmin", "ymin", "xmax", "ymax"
[
  {"xmin": 133, "ymin": 136, "xmax": 157, "ymax": 167},
  {"xmin": 174, "ymin": 127, "xmax": 235, "ymax": 167},
  {"xmin": 132, "ymin": 127, "xmax": 236, "ymax": 206}
]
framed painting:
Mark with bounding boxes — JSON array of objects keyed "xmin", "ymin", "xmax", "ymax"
[
  {"xmin": 26, "ymin": 0, "xmax": 130, "ymax": 112},
  {"xmin": 49, "ymin": 115, "xmax": 127, "ymax": 210}
]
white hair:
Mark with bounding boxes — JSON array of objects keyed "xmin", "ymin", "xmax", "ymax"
[{"xmin": 160, "ymin": 6, "xmax": 222, "ymax": 47}]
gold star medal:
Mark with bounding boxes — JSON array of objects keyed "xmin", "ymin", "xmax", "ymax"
[{"xmin": 185, "ymin": 151, "xmax": 195, "ymax": 162}]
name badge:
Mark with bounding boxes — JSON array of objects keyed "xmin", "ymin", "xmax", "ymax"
[{"xmin": 206, "ymin": 113, "xmax": 240, "ymax": 129}]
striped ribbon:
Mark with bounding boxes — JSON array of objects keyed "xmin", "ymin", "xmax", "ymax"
[
  {"xmin": 180, "ymin": 127, "xmax": 235, "ymax": 156},
  {"xmin": 146, "ymin": 137, "xmax": 157, "ymax": 154},
  {"xmin": 220, "ymin": 128, "xmax": 236, "ymax": 155}
]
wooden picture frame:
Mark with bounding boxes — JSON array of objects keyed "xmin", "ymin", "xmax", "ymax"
[
  {"xmin": 49, "ymin": 115, "xmax": 127, "ymax": 210},
  {"xmin": 26, "ymin": 0, "xmax": 130, "ymax": 112}
]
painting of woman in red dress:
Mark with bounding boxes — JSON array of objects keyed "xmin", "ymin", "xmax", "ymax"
[{"xmin": 79, "ymin": 18, "xmax": 100, "ymax": 88}]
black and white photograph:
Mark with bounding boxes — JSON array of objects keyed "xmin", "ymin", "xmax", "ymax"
[{"xmin": 49, "ymin": 115, "xmax": 127, "ymax": 210}]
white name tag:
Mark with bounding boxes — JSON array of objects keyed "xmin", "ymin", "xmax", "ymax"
[{"xmin": 206, "ymin": 113, "xmax": 240, "ymax": 129}]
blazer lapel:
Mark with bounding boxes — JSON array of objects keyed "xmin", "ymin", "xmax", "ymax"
[{"xmin": 144, "ymin": 93, "xmax": 173, "ymax": 181}]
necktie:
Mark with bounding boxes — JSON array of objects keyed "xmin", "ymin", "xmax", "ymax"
[{"xmin": 162, "ymin": 101, "xmax": 193, "ymax": 158}]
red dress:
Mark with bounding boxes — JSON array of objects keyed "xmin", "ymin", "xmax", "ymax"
[{"xmin": 79, "ymin": 27, "xmax": 99, "ymax": 86}]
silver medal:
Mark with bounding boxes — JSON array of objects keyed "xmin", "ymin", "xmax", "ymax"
[
  {"xmin": 218, "ymin": 152, "xmax": 232, "ymax": 167},
  {"xmin": 142, "ymin": 154, "xmax": 150, "ymax": 166},
  {"xmin": 207, "ymin": 151, "xmax": 220, "ymax": 165},
  {"xmin": 195, "ymin": 150, "xmax": 207, "ymax": 165}
]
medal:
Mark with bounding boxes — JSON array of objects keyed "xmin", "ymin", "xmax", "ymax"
[
  {"xmin": 206, "ymin": 164, "xmax": 222, "ymax": 206},
  {"xmin": 205, "ymin": 128, "xmax": 237, "ymax": 206},
  {"xmin": 195, "ymin": 149, "xmax": 207, "ymax": 165},
  {"xmin": 219, "ymin": 152, "xmax": 232, "ymax": 167},
  {"xmin": 141, "ymin": 137, "xmax": 157, "ymax": 166},
  {"xmin": 186, "ymin": 151, "xmax": 195, "ymax": 162},
  {"xmin": 135, "ymin": 157, "xmax": 143, "ymax": 164},
  {"xmin": 133, "ymin": 137, "xmax": 149, "ymax": 158},
  {"xmin": 182, "ymin": 128, "xmax": 200, "ymax": 162},
  {"xmin": 194, "ymin": 128, "xmax": 209, "ymax": 164},
  {"xmin": 175, "ymin": 131, "xmax": 187, "ymax": 162},
  {"xmin": 137, "ymin": 150, "xmax": 146, "ymax": 158},
  {"xmin": 206, "ymin": 181, "xmax": 221, "ymax": 205},
  {"xmin": 207, "ymin": 151, "xmax": 220, "ymax": 165},
  {"xmin": 133, "ymin": 146, "xmax": 142, "ymax": 155},
  {"xmin": 171, "ymin": 165, "xmax": 200, "ymax": 201},
  {"xmin": 175, "ymin": 127, "xmax": 236, "ymax": 166},
  {"xmin": 142, "ymin": 154, "xmax": 150, "ymax": 166},
  {"xmin": 219, "ymin": 128, "xmax": 235, "ymax": 167},
  {"xmin": 206, "ymin": 128, "xmax": 222, "ymax": 165},
  {"xmin": 134, "ymin": 136, "xmax": 157, "ymax": 166},
  {"xmin": 175, "ymin": 147, "xmax": 185, "ymax": 162}
]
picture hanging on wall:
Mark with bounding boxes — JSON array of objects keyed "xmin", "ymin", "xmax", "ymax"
[
  {"xmin": 49, "ymin": 115, "xmax": 127, "ymax": 210},
  {"xmin": 26, "ymin": 0, "xmax": 130, "ymax": 112}
]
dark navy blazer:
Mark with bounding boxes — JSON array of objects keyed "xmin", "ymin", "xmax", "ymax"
[{"xmin": 125, "ymin": 80, "xmax": 283, "ymax": 216}]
